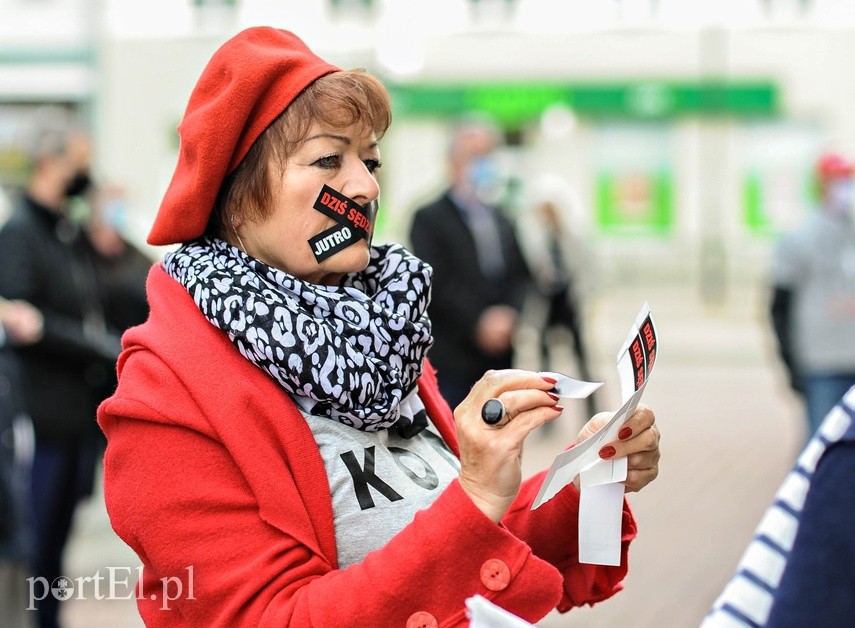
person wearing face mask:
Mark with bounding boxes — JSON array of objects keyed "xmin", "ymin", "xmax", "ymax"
[
  {"xmin": 97, "ymin": 28, "xmax": 662, "ymax": 626},
  {"xmin": 0, "ymin": 107, "xmax": 123, "ymax": 628},
  {"xmin": 409, "ymin": 118, "xmax": 534, "ymax": 409},
  {"xmin": 85, "ymin": 186, "xmax": 152, "ymax": 338},
  {"xmin": 770, "ymin": 152, "xmax": 855, "ymax": 440}
]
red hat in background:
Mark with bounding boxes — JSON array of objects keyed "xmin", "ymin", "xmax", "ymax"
[
  {"xmin": 147, "ymin": 27, "xmax": 340, "ymax": 246},
  {"xmin": 816, "ymin": 152, "xmax": 854, "ymax": 182}
]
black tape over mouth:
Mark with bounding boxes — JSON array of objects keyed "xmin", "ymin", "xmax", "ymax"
[{"xmin": 309, "ymin": 184, "xmax": 377, "ymax": 262}]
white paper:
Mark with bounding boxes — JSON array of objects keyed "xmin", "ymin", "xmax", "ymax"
[
  {"xmin": 578, "ymin": 482, "xmax": 626, "ymax": 566},
  {"xmin": 580, "ymin": 456, "xmax": 628, "ymax": 489},
  {"xmin": 531, "ymin": 303, "xmax": 658, "ymax": 566},
  {"xmin": 540, "ymin": 371, "xmax": 603, "ymax": 400},
  {"xmin": 578, "ymin": 457, "xmax": 628, "ymax": 565},
  {"xmin": 465, "ymin": 595, "xmax": 535, "ymax": 627}
]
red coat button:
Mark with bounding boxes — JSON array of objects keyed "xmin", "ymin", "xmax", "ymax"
[
  {"xmin": 406, "ymin": 610, "xmax": 438, "ymax": 628},
  {"xmin": 480, "ymin": 558, "xmax": 511, "ymax": 591}
]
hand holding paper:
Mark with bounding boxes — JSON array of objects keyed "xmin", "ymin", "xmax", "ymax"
[
  {"xmin": 531, "ymin": 303, "xmax": 661, "ymax": 565},
  {"xmin": 532, "ymin": 302, "xmax": 658, "ymax": 508}
]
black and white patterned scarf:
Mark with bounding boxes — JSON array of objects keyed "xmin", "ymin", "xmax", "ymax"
[{"xmin": 164, "ymin": 237, "xmax": 434, "ymax": 436}]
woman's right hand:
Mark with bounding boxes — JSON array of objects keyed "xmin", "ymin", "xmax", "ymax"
[{"xmin": 454, "ymin": 369, "xmax": 563, "ymax": 523}]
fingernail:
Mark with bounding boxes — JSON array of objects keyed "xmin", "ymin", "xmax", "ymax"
[
  {"xmin": 542, "ymin": 376, "xmax": 558, "ymax": 385},
  {"xmin": 553, "ymin": 405, "xmax": 564, "ymax": 413},
  {"xmin": 547, "ymin": 392, "xmax": 560, "ymax": 402},
  {"xmin": 599, "ymin": 445, "xmax": 616, "ymax": 459},
  {"xmin": 618, "ymin": 427, "xmax": 633, "ymax": 440}
]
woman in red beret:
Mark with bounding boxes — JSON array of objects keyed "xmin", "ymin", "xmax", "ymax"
[{"xmin": 98, "ymin": 26, "xmax": 660, "ymax": 627}]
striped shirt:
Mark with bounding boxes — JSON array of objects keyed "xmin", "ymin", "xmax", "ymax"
[{"xmin": 701, "ymin": 384, "xmax": 855, "ymax": 628}]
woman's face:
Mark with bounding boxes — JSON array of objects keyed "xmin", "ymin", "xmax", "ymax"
[{"xmin": 235, "ymin": 121, "xmax": 381, "ymax": 285}]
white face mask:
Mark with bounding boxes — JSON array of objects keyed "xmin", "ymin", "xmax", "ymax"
[
  {"xmin": 827, "ymin": 179, "xmax": 854, "ymax": 221},
  {"xmin": 466, "ymin": 156, "xmax": 505, "ymax": 205},
  {"xmin": 102, "ymin": 198, "xmax": 129, "ymax": 231}
]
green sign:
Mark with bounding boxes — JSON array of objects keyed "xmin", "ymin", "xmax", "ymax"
[
  {"xmin": 742, "ymin": 173, "xmax": 772, "ymax": 234},
  {"xmin": 388, "ymin": 81, "xmax": 777, "ymax": 124}
]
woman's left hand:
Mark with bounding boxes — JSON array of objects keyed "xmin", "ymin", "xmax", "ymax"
[{"xmin": 574, "ymin": 404, "xmax": 660, "ymax": 493}]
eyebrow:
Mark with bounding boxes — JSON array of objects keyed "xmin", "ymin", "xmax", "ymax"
[{"xmin": 304, "ymin": 133, "xmax": 378, "ymax": 149}]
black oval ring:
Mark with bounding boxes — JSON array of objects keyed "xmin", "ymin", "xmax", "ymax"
[{"xmin": 481, "ymin": 398, "xmax": 505, "ymax": 425}]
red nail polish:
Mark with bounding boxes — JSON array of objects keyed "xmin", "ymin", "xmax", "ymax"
[
  {"xmin": 547, "ymin": 392, "xmax": 560, "ymax": 402},
  {"xmin": 618, "ymin": 427, "xmax": 633, "ymax": 440},
  {"xmin": 599, "ymin": 445, "xmax": 616, "ymax": 459},
  {"xmin": 553, "ymin": 405, "xmax": 564, "ymax": 413},
  {"xmin": 542, "ymin": 376, "xmax": 558, "ymax": 385}
]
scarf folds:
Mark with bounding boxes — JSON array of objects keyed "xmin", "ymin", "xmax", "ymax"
[{"xmin": 163, "ymin": 237, "xmax": 434, "ymax": 433}]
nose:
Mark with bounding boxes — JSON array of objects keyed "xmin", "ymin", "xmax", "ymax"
[{"xmin": 340, "ymin": 159, "xmax": 380, "ymax": 207}]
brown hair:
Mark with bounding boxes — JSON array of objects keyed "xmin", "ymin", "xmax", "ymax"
[{"xmin": 209, "ymin": 69, "xmax": 392, "ymax": 238}]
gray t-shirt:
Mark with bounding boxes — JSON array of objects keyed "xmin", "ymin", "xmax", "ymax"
[
  {"xmin": 303, "ymin": 398, "xmax": 460, "ymax": 569},
  {"xmin": 772, "ymin": 211, "xmax": 855, "ymax": 372}
]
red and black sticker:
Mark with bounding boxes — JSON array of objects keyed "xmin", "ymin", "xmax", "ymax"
[
  {"xmin": 313, "ymin": 185, "xmax": 372, "ymax": 239},
  {"xmin": 310, "ymin": 185, "xmax": 377, "ymax": 261},
  {"xmin": 640, "ymin": 315, "xmax": 657, "ymax": 372},
  {"xmin": 309, "ymin": 224, "xmax": 361, "ymax": 262},
  {"xmin": 630, "ymin": 335, "xmax": 646, "ymax": 391}
]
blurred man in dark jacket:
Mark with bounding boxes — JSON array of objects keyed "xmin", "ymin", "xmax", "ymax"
[{"xmin": 409, "ymin": 118, "xmax": 532, "ymax": 408}]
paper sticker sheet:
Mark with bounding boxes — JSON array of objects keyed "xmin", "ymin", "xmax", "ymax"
[{"xmin": 532, "ymin": 303, "xmax": 658, "ymax": 566}]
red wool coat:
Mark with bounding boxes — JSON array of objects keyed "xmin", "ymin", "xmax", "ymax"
[{"xmin": 98, "ymin": 265, "xmax": 637, "ymax": 627}]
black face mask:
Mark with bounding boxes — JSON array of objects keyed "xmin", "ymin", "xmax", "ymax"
[{"xmin": 65, "ymin": 171, "xmax": 92, "ymax": 198}]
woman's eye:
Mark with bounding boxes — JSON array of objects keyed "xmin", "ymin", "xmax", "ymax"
[
  {"xmin": 364, "ymin": 159, "xmax": 382, "ymax": 174},
  {"xmin": 314, "ymin": 155, "xmax": 340, "ymax": 169}
]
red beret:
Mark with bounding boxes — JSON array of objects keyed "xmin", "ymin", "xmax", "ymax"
[{"xmin": 148, "ymin": 27, "xmax": 340, "ymax": 246}]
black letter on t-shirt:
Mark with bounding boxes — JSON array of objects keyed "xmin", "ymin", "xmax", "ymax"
[
  {"xmin": 388, "ymin": 447, "xmax": 439, "ymax": 490},
  {"xmin": 340, "ymin": 446, "xmax": 403, "ymax": 510}
]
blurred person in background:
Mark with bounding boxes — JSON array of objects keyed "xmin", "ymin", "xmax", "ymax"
[
  {"xmin": 769, "ymin": 151, "xmax": 855, "ymax": 439},
  {"xmin": 84, "ymin": 185, "xmax": 153, "ymax": 424},
  {"xmin": 97, "ymin": 27, "xmax": 662, "ymax": 626},
  {"xmin": 86, "ymin": 185, "xmax": 152, "ymax": 340},
  {"xmin": 702, "ymin": 383, "xmax": 855, "ymax": 628},
  {"xmin": 518, "ymin": 173, "xmax": 599, "ymax": 422},
  {"xmin": 0, "ymin": 298, "xmax": 40, "ymax": 628},
  {"xmin": 409, "ymin": 117, "xmax": 533, "ymax": 408},
  {"xmin": 0, "ymin": 107, "xmax": 124, "ymax": 628}
]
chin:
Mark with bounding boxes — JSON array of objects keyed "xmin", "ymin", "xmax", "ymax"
[
  {"xmin": 351, "ymin": 242, "xmax": 372, "ymax": 266},
  {"xmin": 325, "ymin": 246, "xmax": 371, "ymax": 276}
]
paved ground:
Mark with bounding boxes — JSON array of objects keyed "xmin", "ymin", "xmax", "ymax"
[{"xmin": 53, "ymin": 270, "xmax": 805, "ymax": 627}]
